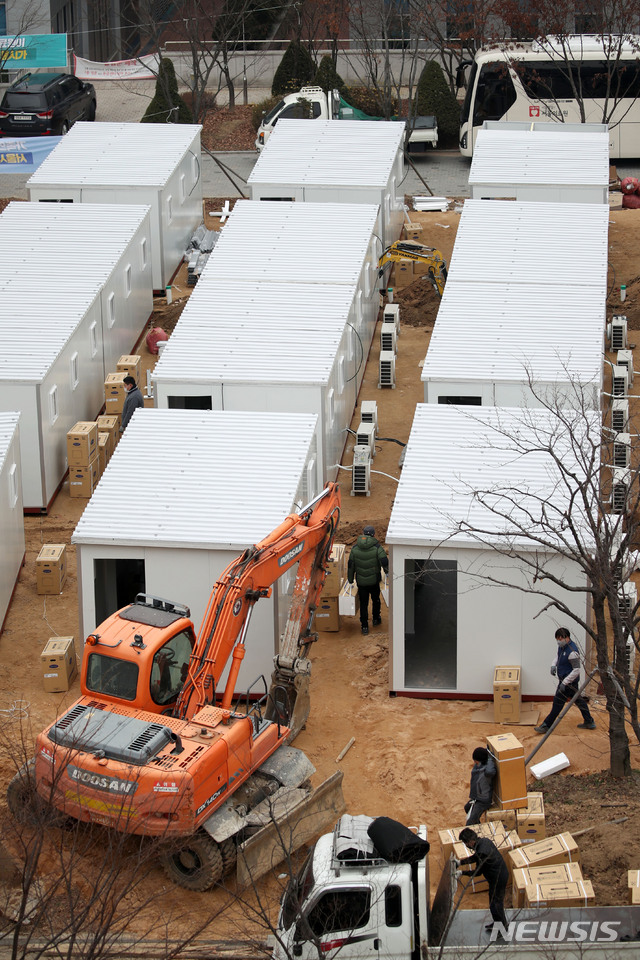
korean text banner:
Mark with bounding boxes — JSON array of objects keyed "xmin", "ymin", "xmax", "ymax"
[
  {"xmin": 0, "ymin": 34, "xmax": 68, "ymax": 69},
  {"xmin": 74, "ymin": 53, "xmax": 160, "ymax": 80},
  {"xmin": 0, "ymin": 138, "xmax": 62, "ymax": 173}
]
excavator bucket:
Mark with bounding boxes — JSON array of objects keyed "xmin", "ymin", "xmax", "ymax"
[
  {"xmin": 266, "ymin": 673, "xmax": 311, "ymax": 743},
  {"xmin": 236, "ymin": 770, "xmax": 345, "ymax": 888}
]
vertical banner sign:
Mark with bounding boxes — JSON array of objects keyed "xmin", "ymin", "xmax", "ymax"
[{"xmin": 0, "ymin": 35, "xmax": 68, "ymax": 70}]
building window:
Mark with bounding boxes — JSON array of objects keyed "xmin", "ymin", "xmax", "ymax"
[
  {"xmin": 166, "ymin": 195, "xmax": 173, "ymax": 224},
  {"xmin": 70, "ymin": 351, "xmax": 79, "ymax": 390},
  {"xmin": 180, "ymin": 173, "xmax": 186, "ymax": 202},
  {"xmin": 125, "ymin": 264, "xmax": 132, "ymax": 297},
  {"xmin": 140, "ymin": 237, "xmax": 148, "ymax": 269},
  {"xmin": 107, "ymin": 292, "xmax": 116, "ymax": 327},
  {"xmin": 89, "ymin": 320, "xmax": 98, "ymax": 357},
  {"xmin": 8, "ymin": 463, "xmax": 18, "ymax": 508},
  {"xmin": 49, "ymin": 385, "xmax": 59, "ymax": 424}
]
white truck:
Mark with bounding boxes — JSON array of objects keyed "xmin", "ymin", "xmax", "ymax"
[
  {"xmin": 255, "ymin": 87, "xmax": 438, "ymax": 154},
  {"xmin": 272, "ymin": 814, "xmax": 432, "ymax": 960}
]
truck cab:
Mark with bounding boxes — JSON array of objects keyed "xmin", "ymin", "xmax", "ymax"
[{"xmin": 274, "ymin": 815, "xmax": 429, "ymax": 960}]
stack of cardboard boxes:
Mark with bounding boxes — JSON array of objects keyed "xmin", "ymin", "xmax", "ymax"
[
  {"xmin": 316, "ymin": 544, "xmax": 345, "ymax": 632},
  {"xmin": 97, "ymin": 356, "xmax": 141, "ymax": 468},
  {"xmin": 67, "ymin": 422, "xmax": 100, "ymax": 499},
  {"xmin": 508, "ymin": 833, "xmax": 595, "ymax": 907}
]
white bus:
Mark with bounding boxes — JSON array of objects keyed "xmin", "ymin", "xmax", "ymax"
[{"xmin": 458, "ymin": 36, "xmax": 640, "ymax": 157}]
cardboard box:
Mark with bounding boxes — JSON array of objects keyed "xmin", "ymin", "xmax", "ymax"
[
  {"xmin": 316, "ymin": 596, "xmax": 339, "ymax": 632},
  {"xmin": 36, "ymin": 544, "xmax": 67, "ymax": 595},
  {"xmin": 338, "ymin": 580, "xmax": 359, "ymax": 617},
  {"xmin": 98, "ymin": 432, "xmax": 110, "ymax": 474},
  {"xmin": 41, "ymin": 637, "xmax": 77, "ymax": 693},
  {"xmin": 516, "ymin": 791, "xmax": 546, "ymax": 840},
  {"xmin": 487, "ymin": 733, "xmax": 528, "ymax": 810},
  {"xmin": 96, "ymin": 414, "xmax": 120, "ymax": 441},
  {"xmin": 104, "ymin": 372, "xmax": 128, "ymax": 415},
  {"xmin": 508, "ymin": 833, "xmax": 580, "ymax": 873},
  {"xmin": 496, "ymin": 829, "xmax": 523, "ymax": 865},
  {"xmin": 493, "ymin": 665, "xmax": 521, "ymax": 722},
  {"xmin": 486, "ymin": 807, "xmax": 517, "ymax": 830},
  {"xmin": 69, "ymin": 457, "xmax": 99, "ymax": 499},
  {"xmin": 628, "ymin": 870, "xmax": 640, "ymax": 904},
  {"xmin": 67, "ymin": 421, "xmax": 98, "ymax": 466},
  {"xmin": 451, "ymin": 841, "xmax": 489, "ymax": 893},
  {"xmin": 439, "ymin": 821, "xmax": 506, "ymax": 861},
  {"xmin": 116, "ymin": 354, "xmax": 141, "ymax": 380},
  {"xmin": 524, "ymin": 879, "xmax": 594, "ymax": 909},
  {"xmin": 323, "ymin": 544, "xmax": 346, "ymax": 598},
  {"xmin": 512, "ymin": 863, "xmax": 583, "ymax": 908}
]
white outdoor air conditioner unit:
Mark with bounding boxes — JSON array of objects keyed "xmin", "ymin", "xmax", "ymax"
[
  {"xmin": 617, "ymin": 349, "xmax": 634, "ymax": 386},
  {"xmin": 379, "ymin": 350, "xmax": 396, "ymax": 388},
  {"xmin": 626, "ymin": 637, "xmax": 637, "ymax": 677},
  {"xmin": 612, "ymin": 467, "xmax": 631, "ymax": 514},
  {"xmin": 608, "ymin": 315, "xmax": 628, "ymax": 351},
  {"xmin": 351, "ymin": 444, "xmax": 371, "ymax": 496},
  {"xmin": 360, "ymin": 400, "xmax": 378, "ymax": 434},
  {"xmin": 614, "ymin": 433, "xmax": 631, "ymax": 468},
  {"xmin": 355, "ymin": 420, "xmax": 376, "ymax": 457},
  {"xmin": 380, "ymin": 320, "xmax": 397, "ymax": 354},
  {"xmin": 612, "ymin": 398, "xmax": 630, "ymax": 434},
  {"xmin": 383, "ymin": 303, "xmax": 400, "ymax": 337},
  {"xmin": 612, "ymin": 365, "xmax": 629, "ymax": 398}
]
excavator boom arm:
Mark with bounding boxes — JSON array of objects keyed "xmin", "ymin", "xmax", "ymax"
[
  {"xmin": 175, "ymin": 483, "xmax": 341, "ymax": 720},
  {"xmin": 378, "ymin": 240, "xmax": 448, "ymax": 296}
]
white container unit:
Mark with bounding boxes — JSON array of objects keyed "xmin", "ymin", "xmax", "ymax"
[
  {"xmin": 152, "ymin": 279, "xmax": 355, "ymax": 488},
  {"xmin": 0, "ymin": 282, "xmax": 105, "ymax": 511},
  {"xmin": 198, "ymin": 200, "xmax": 380, "ymax": 391},
  {"xmin": 27, "ymin": 121, "xmax": 203, "ymax": 291},
  {"xmin": 248, "ymin": 119, "xmax": 406, "ymax": 248},
  {"xmin": 469, "ymin": 125, "xmax": 610, "ymax": 203},
  {"xmin": 72, "ymin": 408, "xmax": 319, "ymax": 693},
  {"xmin": 0, "ymin": 414, "xmax": 25, "ymax": 635},
  {"xmin": 386, "ymin": 404, "xmax": 593, "ymax": 698},
  {"xmin": 0, "ymin": 202, "xmax": 153, "ymax": 374},
  {"xmin": 422, "ymin": 282, "xmax": 604, "ymax": 410},
  {"xmin": 446, "ymin": 199, "xmax": 610, "ymax": 289}
]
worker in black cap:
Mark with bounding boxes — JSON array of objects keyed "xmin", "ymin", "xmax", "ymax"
[
  {"xmin": 464, "ymin": 746, "xmax": 497, "ymax": 824},
  {"xmin": 347, "ymin": 525, "xmax": 389, "ymax": 635}
]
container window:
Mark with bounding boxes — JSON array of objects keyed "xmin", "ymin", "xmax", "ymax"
[
  {"xmin": 49, "ymin": 385, "xmax": 59, "ymax": 424},
  {"xmin": 89, "ymin": 320, "xmax": 98, "ymax": 357},
  {"xmin": 327, "ymin": 388, "xmax": 335, "ymax": 428},
  {"xmin": 338, "ymin": 355, "xmax": 345, "ymax": 392},
  {"xmin": 125, "ymin": 264, "xmax": 132, "ymax": 297},
  {"xmin": 8, "ymin": 463, "xmax": 18, "ymax": 508},
  {"xmin": 192, "ymin": 155, "xmax": 199, "ymax": 185},
  {"xmin": 180, "ymin": 173, "xmax": 186, "ymax": 202},
  {"xmin": 166, "ymin": 194, "xmax": 173, "ymax": 224},
  {"xmin": 107, "ymin": 292, "xmax": 116, "ymax": 328},
  {"xmin": 70, "ymin": 351, "xmax": 79, "ymax": 390},
  {"xmin": 140, "ymin": 237, "xmax": 148, "ymax": 269}
]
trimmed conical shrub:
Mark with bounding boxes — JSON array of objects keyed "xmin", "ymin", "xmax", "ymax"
[
  {"xmin": 314, "ymin": 55, "xmax": 346, "ymax": 95},
  {"xmin": 141, "ymin": 57, "xmax": 192, "ymax": 124},
  {"xmin": 271, "ymin": 41, "xmax": 316, "ymax": 97},
  {"xmin": 415, "ymin": 59, "xmax": 460, "ymax": 148}
]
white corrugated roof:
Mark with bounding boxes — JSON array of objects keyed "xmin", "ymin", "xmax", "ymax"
[
  {"xmin": 387, "ymin": 404, "xmax": 598, "ymax": 549},
  {"xmin": 422, "ymin": 282, "xmax": 604, "ymax": 384},
  {"xmin": 249, "ymin": 119, "xmax": 404, "ymax": 187},
  {"xmin": 153, "ymin": 279, "xmax": 353, "ymax": 384},
  {"xmin": 0, "ymin": 413, "xmax": 20, "ymax": 462},
  {"xmin": 72, "ymin": 409, "xmax": 317, "ymax": 548},
  {"xmin": 447, "ymin": 199, "xmax": 609, "ymax": 286},
  {"xmin": 206, "ymin": 200, "xmax": 378, "ymax": 284},
  {"xmin": 470, "ymin": 128, "xmax": 609, "ymax": 185},
  {"xmin": 0, "ymin": 202, "xmax": 151, "ymax": 382},
  {"xmin": 27, "ymin": 121, "xmax": 202, "ymax": 186},
  {"xmin": 0, "ymin": 202, "xmax": 150, "ymax": 280}
]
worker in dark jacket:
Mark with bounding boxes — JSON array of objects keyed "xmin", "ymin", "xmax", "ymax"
[
  {"xmin": 120, "ymin": 376, "xmax": 144, "ymax": 433},
  {"xmin": 347, "ymin": 525, "xmax": 389, "ymax": 635},
  {"xmin": 457, "ymin": 827, "xmax": 508, "ymax": 934},
  {"xmin": 464, "ymin": 747, "xmax": 496, "ymax": 824},
  {"xmin": 535, "ymin": 627, "xmax": 596, "ymax": 733}
]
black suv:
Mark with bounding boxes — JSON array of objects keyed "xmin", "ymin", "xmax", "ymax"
[{"xmin": 0, "ymin": 72, "xmax": 96, "ymax": 137}]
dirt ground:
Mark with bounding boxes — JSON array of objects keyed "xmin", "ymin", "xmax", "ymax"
[{"xmin": 1, "ymin": 194, "xmax": 640, "ymax": 939}]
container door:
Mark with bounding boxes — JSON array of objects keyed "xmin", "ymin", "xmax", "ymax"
[{"xmin": 374, "ymin": 882, "xmax": 414, "ymax": 960}]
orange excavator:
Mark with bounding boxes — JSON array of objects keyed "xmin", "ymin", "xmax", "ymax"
[{"xmin": 9, "ymin": 484, "xmax": 344, "ymax": 890}]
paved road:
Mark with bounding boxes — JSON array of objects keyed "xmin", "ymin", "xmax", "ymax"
[{"xmin": 2, "ymin": 79, "xmax": 640, "ymax": 199}]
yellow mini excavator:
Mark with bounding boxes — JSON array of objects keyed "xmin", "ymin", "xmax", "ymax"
[{"xmin": 378, "ymin": 240, "xmax": 448, "ymax": 297}]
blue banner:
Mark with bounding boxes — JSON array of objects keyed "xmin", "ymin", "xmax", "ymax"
[
  {"xmin": 0, "ymin": 34, "xmax": 67, "ymax": 69},
  {"xmin": 0, "ymin": 137, "xmax": 62, "ymax": 173}
]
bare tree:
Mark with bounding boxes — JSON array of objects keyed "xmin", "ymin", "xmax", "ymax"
[{"xmin": 429, "ymin": 375, "xmax": 639, "ymax": 778}]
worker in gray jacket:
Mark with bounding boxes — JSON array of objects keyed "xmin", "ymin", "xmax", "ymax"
[
  {"xmin": 120, "ymin": 376, "xmax": 144, "ymax": 433},
  {"xmin": 464, "ymin": 746, "xmax": 497, "ymax": 824},
  {"xmin": 347, "ymin": 525, "xmax": 389, "ymax": 636}
]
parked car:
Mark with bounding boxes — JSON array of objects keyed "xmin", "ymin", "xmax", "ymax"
[{"xmin": 0, "ymin": 72, "xmax": 96, "ymax": 137}]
